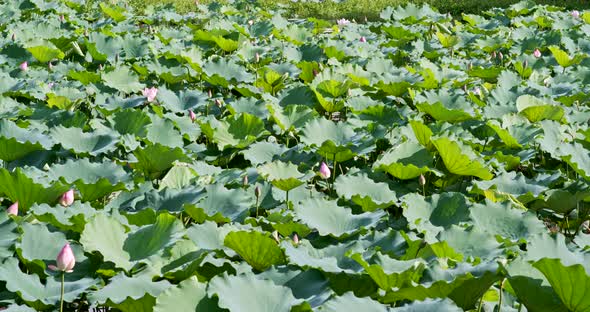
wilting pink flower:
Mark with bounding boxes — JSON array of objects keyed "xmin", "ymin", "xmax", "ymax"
[
  {"xmin": 189, "ymin": 110, "xmax": 196, "ymax": 122},
  {"xmin": 19, "ymin": 61, "xmax": 28, "ymax": 71},
  {"xmin": 142, "ymin": 87, "xmax": 158, "ymax": 102},
  {"xmin": 49, "ymin": 243, "xmax": 75, "ymax": 272},
  {"xmin": 59, "ymin": 189, "xmax": 74, "ymax": 207},
  {"xmin": 6, "ymin": 202, "xmax": 18, "ymax": 216},
  {"xmin": 572, "ymin": 10, "xmax": 580, "ymax": 18},
  {"xmin": 533, "ymin": 49, "xmax": 541, "ymax": 58},
  {"xmin": 319, "ymin": 162, "xmax": 331, "ymax": 179},
  {"xmin": 359, "ymin": 36, "xmax": 367, "ymax": 43},
  {"xmin": 337, "ymin": 18, "xmax": 350, "ymax": 26}
]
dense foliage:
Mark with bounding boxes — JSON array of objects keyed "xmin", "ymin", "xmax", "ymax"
[{"xmin": 0, "ymin": 0, "xmax": 590, "ymax": 311}]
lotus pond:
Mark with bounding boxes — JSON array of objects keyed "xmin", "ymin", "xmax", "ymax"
[{"xmin": 0, "ymin": 0, "xmax": 590, "ymax": 311}]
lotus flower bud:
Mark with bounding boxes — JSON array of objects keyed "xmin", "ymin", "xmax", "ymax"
[
  {"xmin": 59, "ymin": 15, "xmax": 65, "ymax": 23},
  {"xmin": 6, "ymin": 202, "xmax": 18, "ymax": 216},
  {"xmin": 462, "ymin": 84, "xmax": 467, "ymax": 92},
  {"xmin": 59, "ymin": 189, "xmax": 75, "ymax": 207},
  {"xmin": 533, "ymin": 48, "xmax": 541, "ymax": 58},
  {"xmin": 242, "ymin": 175, "xmax": 248, "ymax": 186},
  {"xmin": 523, "ymin": 60, "xmax": 528, "ymax": 69},
  {"xmin": 498, "ymin": 51, "xmax": 503, "ymax": 60},
  {"xmin": 142, "ymin": 87, "xmax": 158, "ymax": 102},
  {"xmin": 312, "ymin": 69, "xmax": 319, "ymax": 77},
  {"xmin": 293, "ymin": 233, "xmax": 299, "ymax": 244},
  {"xmin": 208, "ymin": 89, "xmax": 212, "ymax": 98},
  {"xmin": 467, "ymin": 62, "xmax": 472, "ymax": 71},
  {"xmin": 189, "ymin": 110, "xmax": 196, "ymax": 122},
  {"xmin": 84, "ymin": 29, "xmax": 89, "ymax": 37},
  {"xmin": 55, "ymin": 243, "xmax": 75, "ymax": 272},
  {"xmin": 491, "ymin": 51, "xmax": 497, "ymax": 59},
  {"xmin": 254, "ymin": 185, "xmax": 261, "ymax": 198},
  {"xmin": 11, "ymin": 33, "xmax": 15, "ymax": 41},
  {"xmin": 364, "ymin": 16, "xmax": 368, "ymax": 23},
  {"xmin": 248, "ymin": 20, "xmax": 254, "ymax": 26},
  {"xmin": 215, "ymin": 99, "xmax": 222, "ymax": 107},
  {"xmin": 473, "ymin": 87, "xmax": 482, "ymax": 97},
  {"xmin": 419, "ymin": 174, "xmax": 426, "ymax": 186},
  {"xmin": 98, "ymin": 64, "xmax": 103, "ymax": 71},
  {"xmin": 271, "ymin": 230, "xmax": 279, "ymax": 243},
  {"xmin": 255, "ymin": 52, "xmax": 260, "ymax": 63},
  {"xmin": 319, "ymin": 162, "xmax": 331, "ymax": 179},
  {"xmin": 359, "ymin": 36, "xmax": 367, "ymax": 43},
  {"xmin": 19, "ymin": 61, "xmax": 28, "ymax": 71},
  {"xmin": 572, "ymin": 10, "xmax": 580, "ymax": 18}
]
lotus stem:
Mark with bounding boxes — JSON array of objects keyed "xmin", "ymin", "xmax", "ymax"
[
  {"xmin": 497, "ymin": 278, "xmax": 505, "ymax": 312},
  {"xmin": 60, "ymin": 272, "xmax": 65, "ymax": 312}
]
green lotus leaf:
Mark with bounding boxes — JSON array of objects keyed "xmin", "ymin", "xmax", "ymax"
[
  {"xmin": 0, "ymin": 120, "xmax": 54, "ymax": 162},
  {"xmin": 202, "ymin": 113, "xmax": 268, "ymax": 150},
  {"xmin": 154, "ymin": 277, "xmax": 214, "ymax": 312},
  {"xmin": 193, "ymin": 184, "xmax": 253, "ymax": 222},
  {"xmin": 88, "ymin": 273, "xmax": 170, "ymax": 305},
  {"xmin": 29, "ymin": 202, "xmax": 97, "ymax": 233},
  {"xmin": 159, "ymin": 163, "xmax": 197, "ymax": 190},
  {"xmin": 242, "ymin": 141, "xmax": 288, "ymax": 166},
  {"xmin": 374, "ymin": 141, "xmax": 432, "ymax": 180},
  {"xmin": 300, "ymin": 118, "xmax": 369, "ymax": 162},
  {"xmin": 47, "ymin": 159, "xmax": 132, "ymax": 202},
  {"xmin": 318, "ymin": 291, "xmax": 389, "ymax": 312},
  {"xmin": 268, "ymin": 104, "xmax": 316, "ymax": 134},
  {"xmin": 548, "ymin": 46, "xmax": 586, "ymax": 68},
  {"xmin": 0, "ymin": 168, "xmax": 69, "ymax": 211},
  {"xmin": 401, "ymin": 192, "xmax": 470, "ymax": 243},
  {"xmin": 470, "ymin": 200, "xmax": 545, "ymax": 240},
  {"xmin": 123, "ymin": 213, "xmax": 185, "ymax": 261},
  {"xmin": 156, "ymin": 87, "xmax": 208, "ymax": 113},
  {"xmin": 110, "ymin": 109, "xmax": 151, "ymax": 137},
  {"xmin": 0, "ymin": 214, "xmax": 18, "ymax": 258},
  {"xmin": 80, "ymin": 213, "xmax": 133, "ymax": 270},
  {"xmin": 25, "ymin": 45, "xmax": 64, "ymax": 63},
  {"xmin": 280, "ymin": 239, "xmax": 357, "ymax": 273},
  {"xmin": 293, "ymin": 198, "xmax": 385, "ymax": 237},
  {"xmin": 99, "ymin": 3, "xmax": 127, "ymax": 22},
  {"xmin": 351, "ymin": 252, "xmax": 424, "ymax": 290},
  {"xmin": 18, "ymin": 222, "xmax": 67, "ymax": 263},
  {"xmin": 208, "ymin": 273, "xmax": 301, "ymax": 312},
  {"xmin": 131, "ymin": 143, "xmax": 191, "ymax": 179},
  {"xmin": 146, "ymin": 115, "xmax": 184, "ymax": 148},
  {"xmin": 0, "ymin": 257, "xmax": 98, "ymax": 306},
  {"xmin": 258, "ymin": 161, "xmax": 311, "ymax": 192},
  {"xmin": 533, "ymin": 258, "xmax": 590, "ymax": 312},
  {"xmin": 50, "ymin": 126, "xmax": 118, "ymax": 156},
  {"xmin": 224, "ymin": 231, "xmax": 286, "ymax": 271},
  {"xmin": 432, "ymin": 137, "xmax": 493, "ymax": 180},
  {"xmin": 334, "ymin": 172, "xmax": 397, "ymax": 211},
  {"xmin": 102, "ymin": 66, "xmax": 145, "ymax": 93},
  {"xmin": 516, "ymin": 95, "xmax": 564, "ymax": 122}
]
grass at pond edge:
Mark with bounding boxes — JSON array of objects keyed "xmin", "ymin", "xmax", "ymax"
[{"xmin": 128, "ymin": 0, "xmax": 590, "ymax": 20}]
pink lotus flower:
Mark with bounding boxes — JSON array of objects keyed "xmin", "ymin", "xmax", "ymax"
[
  {"xmin": 319, "ymin": 162, "xmax": 331, "ymax": 179},
  {"xmin": 189, "ymin": 110, "xmax": 196, "ymax": 122},
  {"xmin": 293, "ymin": 233, "xmax": 299, "ymax": 244},
  {"xmin": 142, "ymin": 87, "xmax": 158, "ymax": 102},
  {"xmin": 359, "ymin": 36, "xmax": 367, "ymax": 43},
  {"xmin": 19, "ymin": 61, "xmax": 28, "ymax": 71},
  {"xmin": 337, "ymin": 18, "xmax": 350, "ymax": 26},
  {"xmin": 59, "ymin": 189, "xmax": 74, "ymax": 207},
  {"xmin": 533, "ymin": 49, "xmax": 541, "ymax": 58},
  {"xmin": 49, "ymin": 243, "xmax": 75, "ymax": 272},
  {"xmin": 6, "ymin": 202, "xmax": 18, "ymax": 216},
  {"xmin": 572, "ymin": 10, "xmax": 580, "ymax": 18}
]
